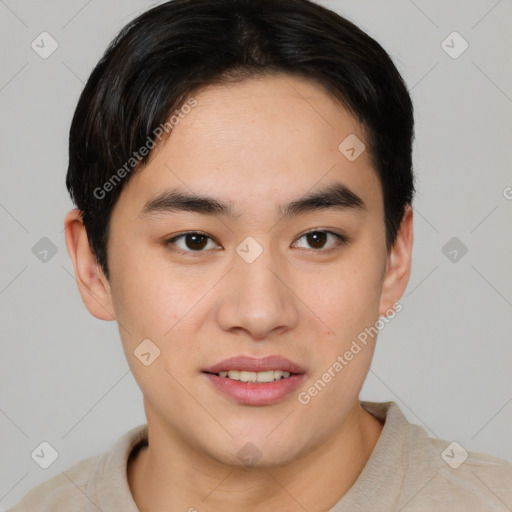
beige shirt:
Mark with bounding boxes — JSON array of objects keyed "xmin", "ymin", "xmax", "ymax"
[{"xmin": 7, "ymin": 401, "xmax": 512, "ymax": 511}]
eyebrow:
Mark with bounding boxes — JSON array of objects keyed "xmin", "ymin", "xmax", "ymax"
[{"xmin": 138, "ymin": 182, "xmax": 367, "ymax": 220}]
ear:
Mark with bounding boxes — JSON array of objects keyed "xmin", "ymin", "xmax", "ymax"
[
  {"xmin": 64, "ymin": 209, "xmax": 116, "ymax": 321},
  {"xmin": 378, "ymin": 205, "xmax": 413, "ymax": 316}
]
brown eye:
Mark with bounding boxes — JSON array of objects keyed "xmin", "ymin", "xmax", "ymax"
[
  {"xmin": 166, "ymin": 232, "xmax": 220, "ymax": 253},
  {"xmin": 306, "ymin": 231, "xmax": 327, "ymax": 249},
  {"xmin": 183, "ymin": 233, "xmax": 208, "ymax": 250},
  {"xmin": 293, "ymin": 230, "xmax": 347, "ymax": 251}
]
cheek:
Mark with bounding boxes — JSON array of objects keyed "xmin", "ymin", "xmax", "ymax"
[
  {"xmin": 110, "ymin": 266, "xmax": 199, "ymax": 401},
  {"xmin": 108, "ymin": 252, "xmax": 211, "ymax": 385},
  {"xmin": 109, "ymin": 237, "xmax": 190, "ymax": 323},
  {"xmin": 296, "ymin": 260, "xmax": 383, "ymax": 413},
  {"xmin": 308, "ymin": 253, "xmax": 384, "ymax": 343},
  {"xmin": 108, "ymin": 252, "xmax": 181, "ymax": 350}
]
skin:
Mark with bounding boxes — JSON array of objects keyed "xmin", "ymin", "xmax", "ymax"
[{"xmin": 64, "ymin": 73, "xmax": 413, "ymax": 512}]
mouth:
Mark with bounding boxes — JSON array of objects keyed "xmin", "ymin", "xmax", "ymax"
[
  {"xmin": 202, "ymin": 355, "xmax": 306, "ymax": 405},
  {"xmin": 205, "ymin": 369, "xmax": 297, "ymax": 382}
]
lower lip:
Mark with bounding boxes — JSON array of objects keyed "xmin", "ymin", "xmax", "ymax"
[{"xmin": 203, "ymin": 372, "xmax": 306, "ymax": 405}]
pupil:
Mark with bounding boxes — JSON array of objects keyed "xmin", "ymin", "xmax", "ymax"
[
  {"xmin": 307, "ymin": 232, "xmax": 326, "ymax": 249},
  {"xmin": 186, "ymin": 234, "xmax": 207, "ymax": 250}
]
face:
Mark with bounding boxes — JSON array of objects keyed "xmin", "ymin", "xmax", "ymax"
[{"xmin": 66, "ymin": 73, "xmax": 412, "ymax": 468}]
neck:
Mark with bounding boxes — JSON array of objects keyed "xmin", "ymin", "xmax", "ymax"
[{"xmin": 128, "ymin": 401, "xmax": 383, "ymax": 512}]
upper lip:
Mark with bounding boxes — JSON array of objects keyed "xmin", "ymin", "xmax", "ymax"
[{"xmin": 203, "ymin": 355, "xmax": 306, "ymax": 374}]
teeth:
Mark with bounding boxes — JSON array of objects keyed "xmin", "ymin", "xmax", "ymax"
[
  {"xmin": 257, "ymin": 370, "xmax": 277, "ymax": 382},
  {"xmin": 217, "ymin": 370, "xmax": 292, "ymax": 382},
  {"xmin": 239, "ymin": 371, "xmax": 257, "ymax": 382}
]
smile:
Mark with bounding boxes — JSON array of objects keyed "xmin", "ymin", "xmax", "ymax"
[{"xmin": 215, "ymin": 370, "xmax": 293, "ymax": 382}]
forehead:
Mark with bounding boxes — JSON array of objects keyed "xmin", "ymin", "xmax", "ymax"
[{"xmin": 113, "ymin": 73, "xmax": 382, "ymax": 221}]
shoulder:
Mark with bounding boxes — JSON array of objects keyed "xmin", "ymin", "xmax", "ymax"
[
  {"xmin": 361, "ymin": 401, "xmax": 512, "ymax": 511},
  {"xmin": 6, "ymin": 455, "xmax": 99, "ymax": 511},
  {"xmin": 6, "ymin": 423, "xmax": 148, "ymax": 512},
  {"xmin": 405, "ymin": 423, "xmax": 512, "ymax": 510}
]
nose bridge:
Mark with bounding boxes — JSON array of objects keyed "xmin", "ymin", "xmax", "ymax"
[{"xmin": 216, "ymin": 236, "xmax": 299, "ymax": 339}]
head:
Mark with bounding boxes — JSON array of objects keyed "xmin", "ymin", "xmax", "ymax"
[{"xmin": 65, "ymin": 0, "xmax": 414, "ymax": 468}]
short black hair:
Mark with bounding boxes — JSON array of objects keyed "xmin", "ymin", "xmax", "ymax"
[{"xmin": 66, "ymin": 0, "xmax": 415, "ymax": 281}]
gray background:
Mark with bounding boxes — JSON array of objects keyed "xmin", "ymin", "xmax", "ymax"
[{"xmin": 1, "ymin": 0, "xmax": 511, "ymax": 508}]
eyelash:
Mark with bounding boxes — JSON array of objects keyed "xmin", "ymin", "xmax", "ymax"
[{"xmin": 164, "ymin": 230, "xmax": 348, "ymax": 256}]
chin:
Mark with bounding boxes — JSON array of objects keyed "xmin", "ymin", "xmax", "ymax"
[{"xmin": 212, "ymin": 445, "xmax": 301, "ymax": 470}]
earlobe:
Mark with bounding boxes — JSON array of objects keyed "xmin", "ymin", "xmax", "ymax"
[
  {"xmin": 378, "ymin": 205, "xmax": 413, "ymax": 317},
  {"xmin": 64, "ymin": 209, "xmax": 116, "ymax": 321}
]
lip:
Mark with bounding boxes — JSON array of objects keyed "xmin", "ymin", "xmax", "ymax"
[
  {"xmin": 203, "ymin": 373, "xmax": 306, "ymax": 406},
  {"xmin": 202, "ymin": 355, "xmax": 307, "ymax": 406},
  {"xmin": 202, "ymin": 355, "xmax": 307, "ymax": 374}
]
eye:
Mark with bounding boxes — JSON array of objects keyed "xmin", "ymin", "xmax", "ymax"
[
  {"xmin": 165, "ymin": 232, "xmax": 220, "ymax": 254},
  {"xmin": 292, "ymin": 230, "xmax": 347, "ymax": 251},
  {"xmin": 165, "ymin": 229, "xmax": 348, "ymax": 256}
]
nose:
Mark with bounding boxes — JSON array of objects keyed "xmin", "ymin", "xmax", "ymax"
[{"xmin": 216, "ymin": 243, "xmax": 300, "ymax": 340}]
